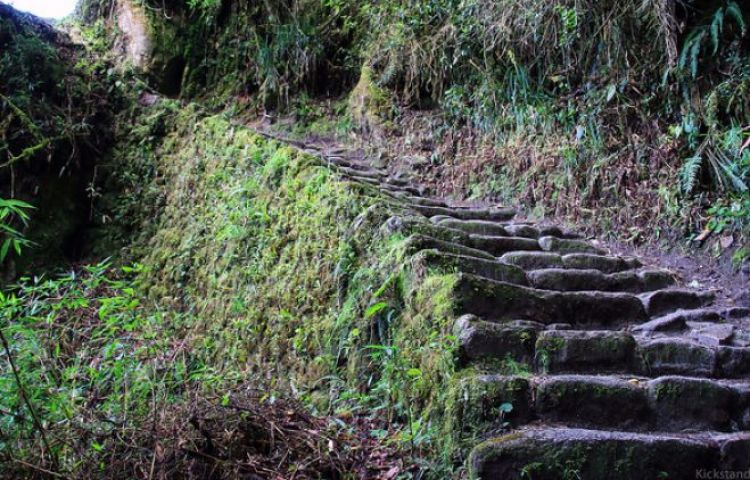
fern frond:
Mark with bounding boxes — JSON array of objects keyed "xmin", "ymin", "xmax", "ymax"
[
  {"xmin": 680, "ymin": 155, "xmax": 703, "ymax": 194},
  {"xmin": 690, "ymin": 31, "xmax": 705, "ymax": 78},
  {"xmin": 726, "ymin": 1, "xmax": 747, "ymax": 35},
  {"xmin": 710, "ymin": 7, "xmax": 724, "ymax": 53}
]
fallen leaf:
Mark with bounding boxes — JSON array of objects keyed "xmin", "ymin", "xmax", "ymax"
[
  {"xmin": 720, "ymin": 235, "xmax": 734, "ymax": 249},
  {"xmin": 695, "ymin": 228, "xmax": 712, "ymax": 242},
  {"xmin": 383, "ymin": 466, "xmax": 401, "ymax": 479}
]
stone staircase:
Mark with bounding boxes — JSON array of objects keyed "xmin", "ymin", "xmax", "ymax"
[{"xmin": 259, "ymin": 132, "xmax": 750, "ymax": 479}]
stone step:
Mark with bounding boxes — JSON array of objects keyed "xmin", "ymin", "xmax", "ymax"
[
  {"xmin": 432, "ymin": 219, "xmax": 581, "ymax": 240},
  {"xmin": 454, "ymin": 274, "xmax": 648, "ymax": 327},
  {"xmin": 527, "ymin": 268, "xmax": 675, "ymax": 293},
  {"xmin": 499, "ymin": 251, "xmax": 565, "ymax": 270},
  {"xmin": 403, "ymin": 195, "xmax": 448, "ymax": 208},
  {"xmin": 468, "ymin": 235, "xmax": 541, "ymax": 256},
  {"xmin": 537, "ymin": 375, "xmax": 748, "ymax": 432},
  {"xmin": 376, "ymin": 182, "xmax": 422, "ymax": 196},
  {"xmin": 499, "ymin": 251, "xmax": 643, "ymax": 274},
  {"xmin": 469, "ymin": 428, "xmax": 750, "ymax": 479},
  {"xmin": 560, "ymin": 253, "xmax": 642, "ymax": 273},
  {"xmin": 639, "ymin": 288, "xmax": 715, "ymax": 317},
  {"xmin": 413, "ymin": 205, "xmax": 516, "ymax": 221},
  {"xmin": 337, "ymin": 165, "xmax": 386, "ymax": 180},
  {"xmin": 457, "ymin": 374, "xmax": 750, "ymax": 434},
  {"xmin": 454, "ymin": 315, "xmax": 538, "ymax": 365},
  {"xmin": 404, "ymin": 234, "xmax": 496, "ymax": 261},
  {"xmin": 435, "ymin": 218, "xmax": 510, "ymax": 237},
  {"xmin": 455, "ymin": 319, "xmax": 750, "ymax": 378},
  {"xmin": 416, "ymin": 250, "xmax": 529, "ymax": 285},
  {"xmin": 538, "ymin": 236, "xmax": 606, "ymax": 255}
]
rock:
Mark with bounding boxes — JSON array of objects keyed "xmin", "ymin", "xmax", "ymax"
[
  {"xmin": 499, "ymin": 251, "xmax": 564, "ymax": 270},
  {"xmin": 535, "ymin": 330, "xmax": 636, "ymax": 373},
  {"xmin": 454, "ymin": 274, "xmax": 647, "ymax": 327},
  {"xmin": 404, "ymin": 235, "xmax": 496, "ymax": 261},
  {"xmin": 545, "ymin": 323, "xmax": 573, "ymax": 330},
  {"xmin": 412, "ymin": 205, "xmax": 516, "ymax": 221},
  {"xmin": 436, "ymin": 219, "xmax": 509, "ymax": 237},
  {"xmin": 637, "ymin": 338, "xmax": 716, "ymax": 377},
  {"xmin": 639, "ymin": 289, "xmax": 715, "ymax": 317},
  {"xmin": 503, "ymin": 224, "xmax": 540, "ymax": 238},
  {"xmin": 632, "ymin": 312, "xmax": 690, "ymax": 334},
  {"xmin": 720, "ymin": 437, "xmax": 750, "ymax": 470},
  {"xmin": 638, "ymin": 270, "xmax": 677, "ymax": 291},
  {"xmin": 527, "ymin": 268, "xmax": 608, "ymax": 292},
  {"xmin": 690, "ymin": 323, "xmax": 735, "ymax": 347},
  {"xmin": 538, "ymin": 236, "xmax": 606, "ymax": 255},
  {"xmin": 469, "ymin": 428, "xmax": 718, "ymax": 480},
  {"xmin": 404, "ymin": 155, "xmax": 430, "ymax": 167},
  {"xmin": 561, "ymin": 253, "xmax": 641, "ymax": 273},
  {"xmin": 449, "ymin": 375, "xmax": 534, "ymax": 432},
  {"xmin": 535, "ymin": 376, "xmax": 649, "ymax": 429},
  {"xmin": 717, "ymin": 347, "xmax": 750, "ymax": 378},
  {"xmin": 454, "ymin": 315, "xmax": 537, "ymax": 363},
  {"xmin": 648, "ymin": 376, "xmax": 736, "ymax": 431},
  {"xmin": 417, "ymin": 250, "xmax": 528, "ymax": 285},
  {"xmin": 468, "ymin": 235, "xmax": 541, "ymax": 256}
]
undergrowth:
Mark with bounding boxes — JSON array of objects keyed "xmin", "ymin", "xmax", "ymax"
[{"xmin": 0, "ymin": 98, "xmax": 475, "ymax": 476}]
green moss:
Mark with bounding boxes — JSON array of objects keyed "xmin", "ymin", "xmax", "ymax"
[
  {"xmin": 91, "ymin": 103, "xmax": 487, "ymax": 474},
  {"xmin": 349, "ymin": 66, "xmax": 395, "ymax": 133}
]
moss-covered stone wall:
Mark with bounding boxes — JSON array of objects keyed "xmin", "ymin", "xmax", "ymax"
[{"xmin": 94, "ymin": 99, "xmax": 477, "ymax": 471}]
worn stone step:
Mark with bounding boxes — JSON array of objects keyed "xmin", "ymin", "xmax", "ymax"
[
  {"xmin": 539, "ymin": 375, "xmax": 748, "ymax": 432},
  {"xmin": 458, "ymin": 312, "xmax": 750, "ymax": 380},
  {"xmin": 403, "ymin": 195, "xmax": 448, "ymax": 207},
  {"xmin": 412, "ymin": 204, "xmax": 516, "ymax": 221},
  {"xmin": 338, "ymin": 165, "xmax": 386, "ymax": 180},
  {"xmin": 454, "ymin": 274, "xmax": 648, "ymax": 327},
  {"xmin": 433, "ymin": 219, "xmax": 580, "ymax": 240},
  {"xmin": 416, "ymin": 250, "xmax": 529, "ymax": 285},
  {"xmin": 457, "ymin": 373, "xmax": 750, "ymax": 434},
  {"xmin": 639, "ymin": 288, "xmax": 715, "ymax": 317},
  {"xmin": 404, "ymin": 235, "xmax": 497, "ymax": 261},
  {"xmin": 506, "ymin": 224, "xmax": 580, "ymax": 239},
  {"xmin": 527, "ymin": 268, "xmax": 675, "ymax": 293},
  {"xmin": 632, "ymin": 308, "xmax": 724, "ymax": 334},
  {"xmin": 454, "ymin": 315, "xmax": 539, "ymax": 365},
  {"xmin": 469, "ymin": 428, "xmax": 750, "ymax": 479},
  {"xmin": 347, "ymin": 174, "xmax": 381, "ymax": 186},
  {"xmin": 381, "ymin": 183, "xmax": 423, "ymax": 196},
  {"xmin": 468, "ymin": 235, "xmax": 541, "ymax": 256},
  {"xmin": 387, "ymin": 217, "xmax": 471, "ymax": 245},
  {"xmin": 538, "ymin": 236, "xmax": 606, "ymax": 255},
  {"xmin": 536, "ymin": 329, "xmax": 750, "ymax": 378},
  {"xmin": 435, "ymin": 218, "xmax": 510, "ymax": 237},
  {"xmin": 536, "ymin": 330, "xmax": 636, "ymax": 374},
  {"xmin": 499, "ymin": 251, "xmax": 564, "ymax": 270},
  {"xmin": 499, "ymin": 251, "xmax": 644, "ymax": 275},
  {"xmin": 561, "ymin": 253, "xmax": 642, "ymax": 273}
]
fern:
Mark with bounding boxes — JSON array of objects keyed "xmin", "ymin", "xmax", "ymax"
[
  {"xmin": 679, "ymin": 1, "xmax": 747, "ymax": 78},
  {"xmin": 710, "ymin": 7, "xmax": 724, "ymax": 54},
  {"xmin": 680, "ymin": 155, "xmax": 702, "ymax": 194},
  {"xmin": 726, "ymin": 1, "xmax": 747, "ymax": 35}
]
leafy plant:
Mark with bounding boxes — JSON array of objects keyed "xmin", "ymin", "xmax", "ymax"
[
  {"xmin": 679, "ymin": 1, "xmax": 747, "ymax": 78},
  {"xmin": 0, "ymin": 198, "xmax": 33, "ymax": 262}
]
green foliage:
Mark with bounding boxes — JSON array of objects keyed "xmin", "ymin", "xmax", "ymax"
[
  {"xmin": 679, "ymin": 1, "xmax": 746, "ymax": 78},
  {"xmin": 0, "ymin": 261, "xmax": 194, "ymax": 474},
  {"xmin": 1, "ymin": 4, "xmax": 117, "ymax": 273},
  {"xmin": 0, "ymin": 198, "xmax": 33, "ymax": 262}
]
